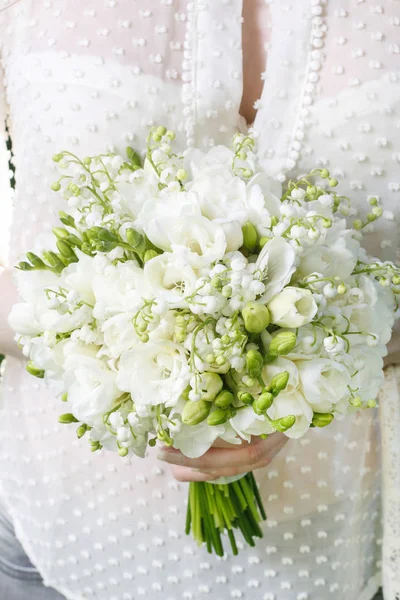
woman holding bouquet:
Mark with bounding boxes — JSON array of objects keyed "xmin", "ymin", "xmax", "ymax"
[{"xmin": 0, "ymin": 1, "xmax": 399, "ymax": 599}]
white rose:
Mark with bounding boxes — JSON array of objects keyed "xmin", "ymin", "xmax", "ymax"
[
  {"xmin": 256, "ymin": 237, "xmax": 296, "ymax": 303},
  {"xmin": 267, "ymin": 390, "xmax": 313, "ymax": 438},
  {"xmin": 144, "ymin": 252, "xmax": 199, "ymax": 308},
  {"xmin": 117, "ymin": 341, "xmax": 190, "ymax": 409},
  {"xmin": 296, "ymin": 359, "xmax": 351, "ymax": 412},
  {"xmin": 137, "ymin": 189, "xmax": 202, "ymax": 243},
  {"xmin": 63, "ymin": 346, "xmax": 119, "ymax": 425},
  {"xmin": 268, "ymin": 287, "xmax": 318, "ymax": 328}
]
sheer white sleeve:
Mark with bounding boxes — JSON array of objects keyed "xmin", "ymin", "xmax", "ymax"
[{"xmin": 0, "ymin": 54, "xmax": 12, "ymax": 267}]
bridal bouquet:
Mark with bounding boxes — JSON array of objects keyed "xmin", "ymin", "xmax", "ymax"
[{"xmin": 10, "ymin": 127, "xmax": 399, "ymax": 556}]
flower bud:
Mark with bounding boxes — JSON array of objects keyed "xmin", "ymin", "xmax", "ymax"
[
  {"xmin": 259, "ymin": 236, "xmax": 270, "ymax": 249},
  {"xmin": 57, "ymin": 239, "xmax": 77, "ymax": 259},
  {"xmin": 26, "ymin": 362, "xmax": 45, "ymax": 378},
  {"xmin": 272, "ymin": 415, "xmax": 296, "ymax": 432},
  {"xmin": 242, "ymin": 222, "xmax": 258, "ymax": 252},
  {"xmin": 198, "ymin": 373, "xmax": 223, "ymax": 402},
  {"xmin": 238, "ymin": 392, "xmax": 255, "ymax": 406},
  {"xmin": 76, "ymin": 424, "xmax": 88, "ymax": 439},
  {"xmin": 53, "ymin": 227, "xmax": 70, "ymax": 240},
  {"xmin": 144, "ymin": 249, "xmax": 159, "ymax": 263},
  {"xmin": 207, "ymin": 408, "xmax": 230, "ymax": 426},
  {"xmin": 26, "ymin": 252, "xmax": 46, "ymax": 269},
  {"xmin": 61, "ymin": 393, "xmax": 68, "ymax": 402},
  {"xmin": 269, "ymin": 371, "xmax": 289, "ymax": 395},
  {"xmin": 311, "ymin": 413, "xmax": 334, "ymax": 428},
  {"xmin": 269, "ymin": 332, "xmax": 297, "ymax": 356},
  {"xmin": 246, "ymin": 349, "xmax": 264, "ymax": 378},
  {"xmin": 126, "ymin": 229, "xmax": 146, "ymax": 253},
  {"xmin": 242, "ymin": 302, "xmax": 270, "ymax": 334},
  {"xmin": 58, "ymin": 413, "xmax": 79, "ymax": 424},
  {"xmin": 253, "ymin": 392, "xmax": 274, "ymax": 415},
  {"xmin": 214, "ymin": 390, "xmax": 234, "ymax": 409},
  {"xmin": 90, "ymin": 441, "xmax": 102, "ymax": 452},
  {"xmin": 126, "ymin": 146, "xmax": 142, "ymax": 167},
  {"xmin": 118, "ymin": 447, "xmax": 129, "ymax": 457},
  {"xmin": 182, "ymin": 400, "xmax": 211, "ymax": 426}
]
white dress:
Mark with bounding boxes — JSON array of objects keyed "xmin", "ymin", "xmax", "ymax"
[{"xmin": 0, "ymin": 2, "xmax": 399, "ymax": 599}]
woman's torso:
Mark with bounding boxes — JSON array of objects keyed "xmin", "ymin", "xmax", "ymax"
[{"xmin": 0, "ymin": 1, "xmax": 399, "ymax": 599}]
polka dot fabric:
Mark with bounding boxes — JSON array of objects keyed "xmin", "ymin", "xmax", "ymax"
[{"xmin": 0, "ymin": 1, "xmax": 399, "ymax": 599}]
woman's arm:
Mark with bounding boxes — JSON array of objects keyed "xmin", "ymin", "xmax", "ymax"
[{"xmin": 0, "ymin": 266, "xmax": 22, "ymax": 359}]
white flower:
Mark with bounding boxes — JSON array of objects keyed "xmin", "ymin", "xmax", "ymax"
[
  {"xmin": 267, "ymin": 391, "xmax": 313, "ymax": 438},
  {"xmin": 92, "ymin": 260, "xmax": 147, "ymax": 321},
  {"xmin": 63, "ymin": 345, "xmax": 119, "ymax": 425},
  {"xmin": 100, "ymin": 313, "xmax": 140, "ymax": 358},
  {"xmin": 268, "ymin": 287, "xmax": 318, "ymax": 328},
  {"xmin": 229, "ymin": 407, "xmax": 274, "ymax": 442},
  {"xmin": 117, "ymin": 341, "xmax": 190, "ymax": 409},
  {"xmin": 256, "ymin": 237, "xmax": 297, "ymax": 303},
  {"xmin": 172, "ymin": 417, "xmax": 225, "ymax": 458},
  {"xmin": 144, "ymin": 252, "xmax": 199, "ymax": 308},
  {"xmin": 296, "ymin": 359, "xmax": 351, "ymax": 412},
  {"xmin": 137, "ymin": 189, "xmax": 202, "ymax": 240},
  {"xmin": 323, "ymin": 335, "xmax": 345, "ymax": 355}
]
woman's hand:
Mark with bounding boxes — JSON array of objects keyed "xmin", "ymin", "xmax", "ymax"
[{"xmin": 157, "ymin": 432, "xmax": 288, "ymax": 482}]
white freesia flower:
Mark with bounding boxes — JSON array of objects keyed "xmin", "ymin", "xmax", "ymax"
[
  {"xmin": 229, "ymin": 407, "xmax": 274, "ymax": 442},
  {"xmin": 256, "ymin": 237, "xmax": 296, "ymax": 303},
  {"xmin": 100, "ymin": 313, "xmax": 140, "ymax": 358},
  {"xmin": 60, "ymin": 250, "xmax": 98, "ymax": 305},
  {"xmin": 268, "ymin": 287, "xmax": 318, "ymax": 328},
  {"xmin": 267, "ymin": 390, "xmax": 313, "ymax": 438},
  {"xmin": 296, "ymin": 359, "xmax": 351, "ymax": 412},
  {"xmin": 144, "ymin": 252, "xmax": 199, "ymax": 308},
  {"xmin": 172, "ymin": 418, "xmax": 226, "ymax": 458},
  {"xmin": 117, "ymin": 341, "xmax": 190, "ymax": 409}
]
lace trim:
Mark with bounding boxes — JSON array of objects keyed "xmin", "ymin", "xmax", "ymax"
[{"xmin": 380, "ymin": 365, "xmax": 400, "ymax": 599}]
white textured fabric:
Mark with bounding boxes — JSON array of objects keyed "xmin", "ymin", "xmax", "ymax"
[{"xmin": 0, "ymin": 1, "xmax": 399, "ymax": 599}]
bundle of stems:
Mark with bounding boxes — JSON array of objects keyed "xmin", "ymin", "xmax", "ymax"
[{"xmin": 185, "ymin": 472, "xmax": 267, "ymax": 556}]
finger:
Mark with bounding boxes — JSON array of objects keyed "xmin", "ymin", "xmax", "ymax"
[
  {"xmin": 157, "ymin": 432, "xmax": 284, "ymax": 471},
  {"xmin": 195, "ymin": 435, "xmax": 289, "ymax": 478},
  {"xmin": 170, "ymin": 465, "xmax": 220, "ymax": 483}
]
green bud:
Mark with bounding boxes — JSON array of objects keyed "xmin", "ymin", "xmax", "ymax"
[
  {"xmin": 369, "ymin": 197, "xmax": 378, "ymax": 206},
  {"xmin": 392, "ymin": 275, "xmax": 400, "ymax": 285},
  {"xmin": 320, "ymin": 168, "xmax": 330, "ymax": 179},
  {"xmin": 148, "ymin": 438, "xmax": 157, "ymax": 447},
  {"xmin": 214, "ymin": 390, "xmax": 234, "ymax": 409},
  {"xmin": 253, "ymin": 392, "xmax": 274, "ymax": 415},
  {"xmin": 222, "ymin": 285, "xmax": 233, "ymax": 298},
  {"xmin": 246, "ymin": 349, "xmax": 264, "ymax": 378},
  {"xmin": 126, "ymin": 229, "xmax": 146, "ymax": 253},
  {"xmin": 269, "ymin": 331, "xmax": 297, "ymax": 356},
  {"xmin": 242, "ymin": 302, "xmax": 270, "ymax": 334},
  {"xmin": 53, "ymin": 227, "xmax": 70, "ymax": 240},
  {"xmin": 259, "ymin": 236, "xmax": 270, "ymax": 249},
  {"xmin": 26, "ymin": 252, "xmax": 46, "ymax": 269},
  {"xmin": 372, "ymin": 206, "xmax": 383, "ymax": 217},
  {"xmin": 180, "ymin": 386, "xmax": 191, "ymax": 402},
  {"xmin": 353, "ymin": 219, "xmax": 363, "ymax": 230},
  {"xmin": 144, "ymin": 249, "xmax": 159, "ymax": 263},
  {"xmin": 52, "ymin": 153, "xmax": 62, "ymax": 162},
  {"xmin": 328, "ymin": 178, "xmax": 338, "ymax": 187},
  {"xmin": 59, "ymin": 212, "xmax": 75, "ymax": 228},
  {"xmin": 83, "ymin": 156, "xmax": 92, "ymax": 166},
  {"xmin": 76, "ymin": 424, "xmax": 88, "ymax": 439},
  {"xmin": 118, "ymin": 447, "xmax": 129, "ymax": 457},
  {"xmin": 270, "ymin": 216, "xmax": 279, "ymax": 227},
  {"xmin": 242, "ymin": 222, "xmax": 258, "ymax": 252},
  {"xmin": 176, "ymin": 168, "xmax": 187, "ymax": 181},
  {"xmin": 337, "ymin": 284, "xmax": 347, "ymax": 295},
  {"xmin": 17, "ymin": 261, "xmax": 34, "ymax": 271},
  {"xmin": 42, "ymin": 251, "xmax": 65, "ymax": 271},
  {"xmin": 367, "ymin": 399, "xmax": 377, "ymax": 408},
  {"xmin": 182, "ymin": 400, "xmax": 211, "ymax": 426},
  {"xmin": 58, "ymin": 413, "xmax": 79, "ymax": 424},
  {"xmin": 198, "ymin": 373, "xmax": 223, "ymax": 402},
  {"xmin": 307, "ymin": 185, "xmax": 317, "ymax": 197},
  {"xmin": 156, "ymin": 125, "xmax": 167, "ymax": 137},
  {"xmin": 126, "ymin": 147, "xmax": 142, "ymax": 166},
  {"xmin": 272, "ymin": 415, "xmax": 296, "ymax": 432},
  {"xmin": 207, "ymin": 408, "xmax": 230, "ymax": 426},
  {"xmin": 61, "ymin": 393, "xmax": 68, "ymax": 402},
  {"xmin": 211, "ymin": 276, "xmax": 223, "ymax": 290},
  {"xmin": 57, "ymin": 239, "xmax": 77, "ymax": 259},
  {"xmin": 26, "ymin": 362, "xmax": 45, "ymax": 378},
  {"xmin": 238, "ymin": 392, "xmax": 255, "ymax": 406},
  {"xmin": 351, "ymin": 396, "xmax": 363, "ymax": 408},
  {"xmin": 90, "ymin": 441, "xmax": 102, "ymax": 452},
  {"xmin": 311, "ymin": 413, "xmax": 334, "ymax": 428},
  {"xmin": 367, "ymin": 212, "xmax": 377, "ymax": 222},
  {"xmin": 51, "ymin": 181, "xmax": 61, "ymax": 192},
  {"xmin": 270, "ymin": 371, "xmax": 289, "ymax": 395}
]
